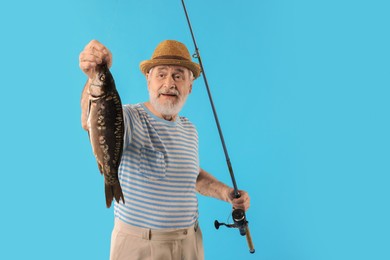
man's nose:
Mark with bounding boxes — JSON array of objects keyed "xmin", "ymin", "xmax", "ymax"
[{"xmin": 164, "ymin": 76, "xmax": 176, "ymax": 88}]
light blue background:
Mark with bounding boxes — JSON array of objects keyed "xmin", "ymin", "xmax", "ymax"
[{"xmin": 1, "ymin": 0, "xmax": 389, "ymax": 259}]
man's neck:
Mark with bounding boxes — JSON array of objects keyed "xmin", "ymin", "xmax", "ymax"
[{"xmin": 144, "ymin": 102, "xmax": 177, "ymax": 122}]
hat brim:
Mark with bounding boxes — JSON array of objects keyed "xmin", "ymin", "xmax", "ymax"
[{"xmin": 140, "ymin": 59, "xmax": 201, "ymax": 79}]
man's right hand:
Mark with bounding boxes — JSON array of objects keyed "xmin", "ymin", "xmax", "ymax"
[{"xmin": 79, "ymin": 39, "xmax": 113, "ymax": 79}]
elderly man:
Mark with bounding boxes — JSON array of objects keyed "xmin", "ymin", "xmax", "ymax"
[{"xmin": 79, "ymin": 39, "xmax": 250, "ymax": 260}]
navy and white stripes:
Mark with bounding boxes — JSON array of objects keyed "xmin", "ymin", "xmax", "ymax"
[{"xmin": 114, "ymin": 103, "xmax": 200, "ymax": 229}]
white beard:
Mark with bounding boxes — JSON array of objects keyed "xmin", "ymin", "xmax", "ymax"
[{"xmin": 149, "ymin": 91, "xmax": 188, "ymax": 117}]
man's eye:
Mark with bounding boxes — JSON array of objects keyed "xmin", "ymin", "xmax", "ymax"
[{"xmin": 174, "ymin": 74, "xmax": 183, "ymax": 80}]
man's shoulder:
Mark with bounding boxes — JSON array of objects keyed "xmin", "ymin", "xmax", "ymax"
[
  {"xmin": 123, "ymin": 103, "xmax": 141, "ymax": 110},
  {"xmin": 122, "ymin": 103, "xmax": 145, "ymax": 122},
  {"xmin": 123, "ymin": 103, "xmax": 143, "ymax": 114},
  {"xmin": 179, "ymin": 115, "xmax": 190, "ymax": 123},
  {"xmin": 179, "ymin": 116, "xmax": 197, "ymax": 131}
]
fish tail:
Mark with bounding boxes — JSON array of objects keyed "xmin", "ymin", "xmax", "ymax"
[
  {"xmin": 104, "ymin": 183, "xmax": 125, "ymax": 208},
  {"xmin": 104, "ymin": 184, "xmax": 114, "ymax": 208},
  {"xmin": 113, "ymin": 183, "xmax": 125, "ymax": 204}
]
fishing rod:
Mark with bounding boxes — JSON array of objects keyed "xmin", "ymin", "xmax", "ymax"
[{"xmin": 181, "ymin": 0, "xmax": 255, "ymax": 254}]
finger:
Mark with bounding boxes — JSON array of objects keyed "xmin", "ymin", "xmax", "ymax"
[
  {"xmin": 232, "ymin": 198, "xmax": 246, "ymax": 206},
  {"xmin": 232, "ymin": 197, "xmax": 250, "ymax": 211},
  {"xmin": 230, "ymin": 190, "xmax": 244, "ymax": 199},
  {"xmin": 87, "ymin": 39, "xmax": 106, "ymax": 52},
  {"xmin": 233, "ymin": 203, "xmax": 250, "ymax": 212},
  {"xmin": 90, "ymin": 50, "xmax": 111, "ymax": 67},
  {"xmin": 238, "ymin": 190, "xmax": 247, "ymax": 197},
  {"xmin": 232, "ymin": 203, "xmax": 246, "ymax": 211},
  {"xmin": 229, "ymin": 189, "xmax": 243, "ymax": 200},
  {"xmin": 79, "ymin": 61, "xmax": 97, "ymax": 72},
  {"xmin": 105, "ymin": 52, "xmax": 113, "ymax": 68},
  {"xmin": 85, "ymin": 40, "xmax": 112, "ymax": 66},
  {"xmin": 97, "ymin": 48, "xmax": 112, "ymax": 67},
  {"xmin": 79, "ymin": 54, "xmax": 97, "ymax": 69},
  {"xmin": 82, "ymin": 42, "xmax": 108, "ymax": 59},
  {"xmin": 232, "ymin": 197, "xmax": 246, "ymax": 204},
  {"xmin": 85, "ymin": 39, "xmax": 104, "ymax": 53},
  {"xmin": 79, "ymin": 52, "xmax": 103, "ymax": 65},
  {"xmin": 82, "ymin": 47, "xmax": 106, "ymax": 62}
]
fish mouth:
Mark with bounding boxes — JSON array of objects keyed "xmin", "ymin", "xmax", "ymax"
[{"xmin": 89, "ymin": 83, "xmax": 106, "ymax": 98}]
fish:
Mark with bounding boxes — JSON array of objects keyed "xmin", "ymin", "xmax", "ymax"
[{"xmin": 87, "ymin": 62, "xmax": 125, "ymax": 208}]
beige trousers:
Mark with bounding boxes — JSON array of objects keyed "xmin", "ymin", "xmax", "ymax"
[{"xmin": 110, "ymin": 219, "xmax": 204, "ymax": 260}]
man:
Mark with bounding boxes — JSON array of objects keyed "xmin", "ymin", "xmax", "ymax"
[{"xmin": 79, "ymin": 39, "xmax": 250, "ymax": 260}]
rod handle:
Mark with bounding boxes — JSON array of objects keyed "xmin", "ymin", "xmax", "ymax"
[{"xmin": 245, "ymin": 225, "xmax": 255, "ymax": 254}]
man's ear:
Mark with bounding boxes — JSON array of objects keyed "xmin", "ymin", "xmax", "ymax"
[
  {"xmin": 189, "ymin": 84, "xmax": 193, "ymax": 94},
  {"xmin": 146, "ymin": 73, "xmax": 150, "ymax": 85}
]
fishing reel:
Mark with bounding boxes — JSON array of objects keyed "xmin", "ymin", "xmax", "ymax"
[
  {"xmin": 215, "ymin": 208, "xmax": 255, "ymax": 254},
  {"xmin": 214, "ymin": 209, "xmax": 248, "ymax": 236}
]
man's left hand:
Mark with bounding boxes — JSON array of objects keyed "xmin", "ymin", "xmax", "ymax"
[{"xmin": 228, "ymin": 189, "xmax": 250, "ymax": 211}]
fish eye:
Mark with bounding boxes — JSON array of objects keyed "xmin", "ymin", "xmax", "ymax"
[{"xmin": 100, "ymin": 74, "xmax": 106, "ymax": 81}]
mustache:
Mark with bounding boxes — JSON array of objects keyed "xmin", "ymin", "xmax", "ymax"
[{"xmin": 158, "ymin": 89, "xmax": 180, "ymax": 96}]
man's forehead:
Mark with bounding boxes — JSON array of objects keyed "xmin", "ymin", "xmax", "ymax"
[{"xmin": 154, "ymin": 65, "xmax": 187, "ymax": 73}]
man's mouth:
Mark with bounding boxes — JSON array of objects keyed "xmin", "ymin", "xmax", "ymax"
[{"xmin": 159, "ymin": 92, "xmax": 178, "ymax": 98}]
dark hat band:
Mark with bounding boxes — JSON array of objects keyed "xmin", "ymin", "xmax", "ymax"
[{"xmin": 153, "ymin": 55, "xmax": 188, "ymax": 61}]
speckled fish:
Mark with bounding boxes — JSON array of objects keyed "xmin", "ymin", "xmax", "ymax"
[{"xmin": 87, "ymin": 62, "xmax": 125, "ymax": 208}]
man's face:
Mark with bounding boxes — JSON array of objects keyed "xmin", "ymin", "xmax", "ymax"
[{"xmin": 147, "ymin": 65, "xmax": 193, "ymax": 117}]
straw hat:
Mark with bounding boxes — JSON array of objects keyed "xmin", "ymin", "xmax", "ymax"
[{"xmin": 140, "ymin": 40, "xmax": 201, "ymax": 79}]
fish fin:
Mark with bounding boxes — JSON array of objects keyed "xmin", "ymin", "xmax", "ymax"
[
  {"xmin": 104, "ymin": 183, "xmax": 125, "ymax": 208},
  {"xmin": 87, "ymin": 98, "xmax": 92, "ymax": 120},
  {"xmin": 97, "ymin": 161, "xmax": 104, "ymax": 175},
  {"xmin": 86, "ymin": 99, "xmax": 92, "ymax": 142},
  {"xmin": 104, "ymin": 183, "xmax": 114, "ymax": 208}
]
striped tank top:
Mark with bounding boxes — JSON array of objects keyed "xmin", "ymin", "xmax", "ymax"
[{"xmin": 114, "ymin": 103, "xmax": 200, "ymax": 229}]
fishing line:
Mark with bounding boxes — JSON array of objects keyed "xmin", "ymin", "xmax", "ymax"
[{"xmin": 180, "ymin": 0, "xmax": 255, "ymax": 254}]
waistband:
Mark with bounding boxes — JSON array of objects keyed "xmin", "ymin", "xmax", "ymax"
[{"xmin": 114, "ymin": 218, "xmax": 199, "ymax": 241}]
